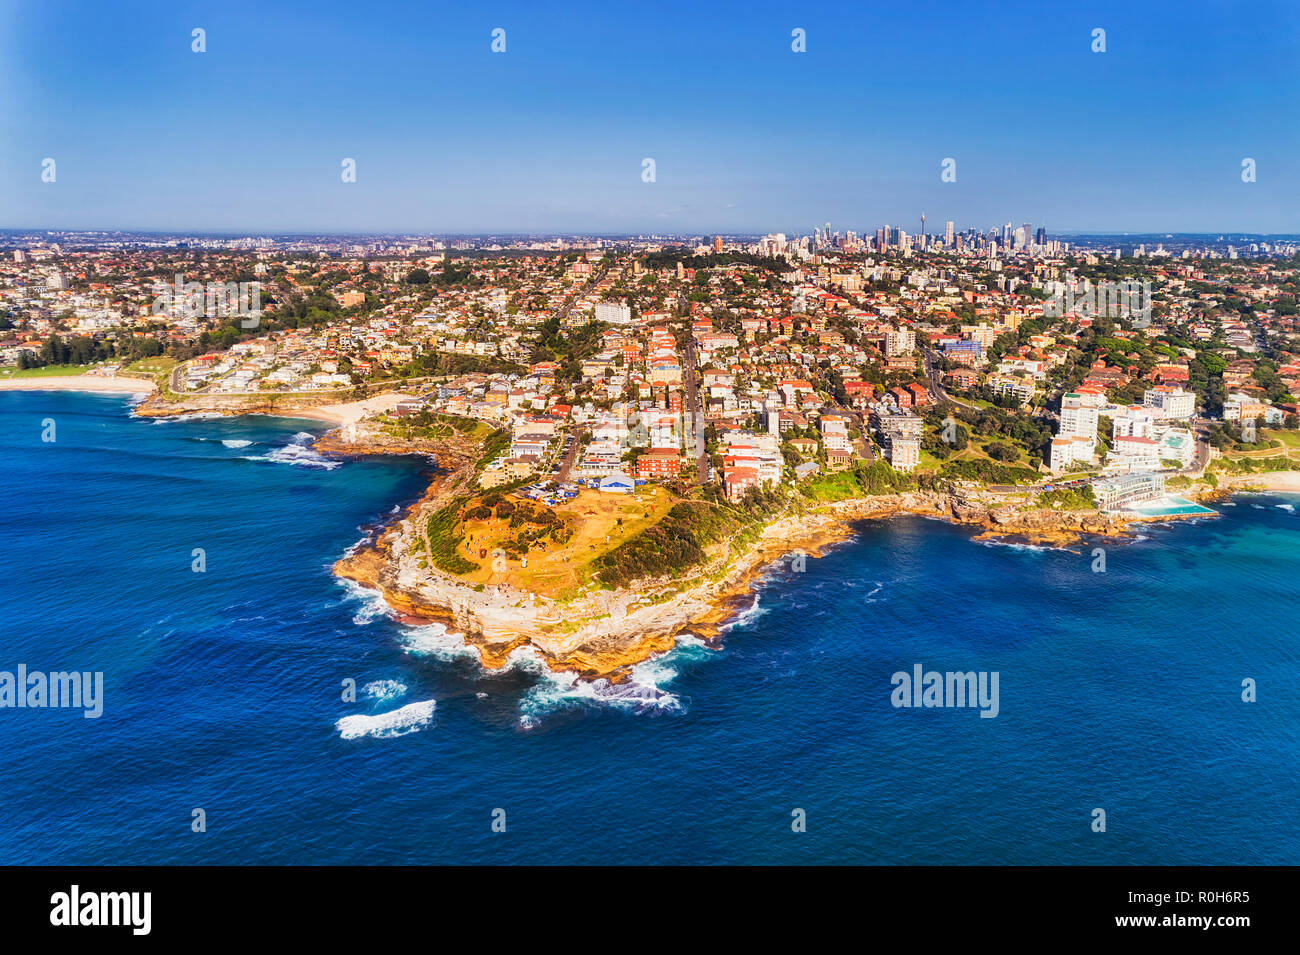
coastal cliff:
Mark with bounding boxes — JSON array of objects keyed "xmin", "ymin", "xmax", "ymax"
[
  {"xmin": 133, "ymin": 390, "xmax": 352, "ymax": 418},
  {"xmin": 332, "ymin": 479, "xmax": 1146, "ymax": 681}
]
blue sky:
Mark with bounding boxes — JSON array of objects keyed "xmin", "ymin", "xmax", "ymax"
[{"xmin": 1, "ymin": 0, "xmax": 1297, "ymax": 234}]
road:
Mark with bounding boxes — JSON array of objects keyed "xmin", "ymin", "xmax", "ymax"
[
  {"xmin": 1188, "ymin": 418, "xmax": 1213, "ymax": 476},
  {"xmin": 681, "ymin": 335, "xmax": 708, "ymax": 484},
  {"xmin": 556, "ymin": 425, "xmax": 583, "ymax": 483},
  {"xmin": 553, "ymin": 262, "xmax": 611, "ymax": 324},
  {"xmin": 920, "ymin": 347, "xmax": 950, "ymax": 403},
  {"xmin": 920, "ymin": 346, "xmax": 982, "ymax": 410},
  {"xmin": 830, "ymin": 402, "xmax": 875, "ymax": 463}
]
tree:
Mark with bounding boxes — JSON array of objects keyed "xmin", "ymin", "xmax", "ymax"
[
  {"xmin": 406, "ymin": 268, "xmax": 430, "ymax": 285},
  {"xmin": 986, "ymin": 441, "xmax": 1019, "ymax": 462}
]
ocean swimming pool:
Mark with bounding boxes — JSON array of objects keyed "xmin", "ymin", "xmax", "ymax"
[{"xmin": 1123, "ymin": 494, "xmax": 1218, "ymax": 517}]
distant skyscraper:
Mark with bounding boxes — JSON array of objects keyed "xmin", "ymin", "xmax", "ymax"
[
  {"xmin": 945, "ymin": 220, "xmax": 955, "ymax": 246},
  {"xmin": 1035, "ymin": 226, "xmax": 1046, "ymax": 246}
]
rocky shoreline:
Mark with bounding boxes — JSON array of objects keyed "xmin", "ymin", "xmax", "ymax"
[
  {"xmin": 133, "ymin": 390, "xmax": 360, "ymax": 420},
  {"xmin": 329, "ymin": 462, "xmax": 1211, "ymax": 681},
  {"xmin": 142, "ymin": 399, "xmax": 1232, "ymax": 681},
  {"xmin": 123, "ymin": 391, "xmax": 1264, "ymax": 682}
]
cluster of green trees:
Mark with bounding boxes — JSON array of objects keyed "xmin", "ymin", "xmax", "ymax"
[
  {"xmin": 406, "ymin": 262, "xmax": 481, "ymax": 288},
  {"xmin": 939, "ymin": 459, "xmax": 1039, "ymax": 485},
  {"xmin": 950, "ymin": 404, "xmax": 1053, "ymax": 460},
  {"xmin": 596, "ymin": 500, "xmax": 749, "ymax": 587},
  {"xmin": 1037, "ymin": 486, "xmax": 1097, "ymax": 510},
  {"xmin": 16, "ymin": 332, "xmax": 165, "ymax": 369},
  {"xmin": 529, "ymin": 315, "xmax": 605, "ymax": 381},
  {"xmin": 422, "ymin": 501, "xmax": 479, "ymax": 574},
  {"xmin": 464, "ymin": 495, "xmax": 572, "ymax": 559},
  {"xmin": 396, "ymin": 351, "xmax": 524, "ymax": 379},
  {"xmin": 802, "ymin": 459, "xmax": 961, "ymax": 502},
  {"xmin": 640, "ymin": 249, "xmax": 788, "ymax": 279}
]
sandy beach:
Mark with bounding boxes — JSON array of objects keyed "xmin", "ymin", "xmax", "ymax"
[
  {"xmin": 289, "ymin": 392, "xmax": 403, "ymax": 425},
  {"xmin": 1225, "ymin": 471, "xmax": 1300, "ymax": 492},
  {"xmin": 0, "ymin": 375, "xmax": 157, "ymax": 393}
]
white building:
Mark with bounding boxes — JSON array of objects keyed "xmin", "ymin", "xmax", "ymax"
[
  {"xmin": 1049, "ymin": 435, "xmax": 1095, "ymax": 472},
  {"xmin": 1107, "ymin": 435, "xmax": 1161, "ymax": 472},
  {"xmin": 1111, "ymin": 407, "xmax": 1158, "ymax": 439},
  {"xmin": 594, "ymin": 302, "xmax": 632, "ymax": 325},
  {"xmin": 1092, "ymin": 471, "xmax": 1166, "ymax": 510},
  {"xmin": 1059, "ymin": 394, "xmax": 1099, "ymax": 438},
  {"xmin": 884, "ymin": 328, "xmax": 916, "ymax": 357},
  {"xmin": 1143, "ymin": 386, "xmax": 1195, "ymax": 420},
  {"xmin": 887, "ymin": 434, "xmax": 920, "ymax": 472}
]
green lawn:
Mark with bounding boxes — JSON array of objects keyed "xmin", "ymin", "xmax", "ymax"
[
  {"xmin": 1264, "ymin": 429, "xmax": 1300, "ymax": 449},
  {"xmin": 0, "ymin": 363, "xmax": 97, "ymax": 378},
  {"xmin": 121, "ymin": 357, "xmax": 177, "ymax": 379}
]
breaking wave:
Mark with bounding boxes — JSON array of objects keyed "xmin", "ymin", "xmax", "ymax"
[
  {"xmin": 336, "ymin": 698, "xmax": 436, "ymax": 739},
  {"xmin": 362, "ymin": 679, "xmax": 407, "ymax": 703},
  {"xmin": 722, "ymin": 594, "xmax": 767, "ymax": 632},
  {"xmin": 246, "ymin": 432, "xmax": 339, "ymax": 469},
  {"xmin": 979, "ymin": 538, "xmax": 1052, "ymax": 553},
  {"xmin": 400, "ymin": 621, "xmax": 481, "ymax": 663},
  {"xmin": 517, "ymin": 633, "xmax": 715, "ymax": 728}
]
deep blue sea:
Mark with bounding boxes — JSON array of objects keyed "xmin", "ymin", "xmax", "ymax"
[{"xmin": 2, "ymin": 390, "xmax": 1297, "ymax": 864}]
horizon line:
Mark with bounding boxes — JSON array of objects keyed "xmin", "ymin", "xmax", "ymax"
[{"xmin": 3, "ymin": 226, "xmax": 1298, "ymax": 241}]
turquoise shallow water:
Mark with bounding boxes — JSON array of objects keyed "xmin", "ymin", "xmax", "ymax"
[
  {"xmin": 1, "ymin": 390, "xmax": 1297, "ymax": 864},
  {"xmin": 1125, "ymin": 495, "xmax": 1219, "ymax": 517}
]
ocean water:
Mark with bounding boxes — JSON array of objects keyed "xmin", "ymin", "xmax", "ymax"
[{"xmin": 1, "ymin": 390, "xmax": 1297, "ymax": 865}]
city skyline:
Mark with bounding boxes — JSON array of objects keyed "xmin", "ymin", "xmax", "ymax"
[{"xmin": 2, "ymin": 0, "xmax": 1298, "ymax": 234}]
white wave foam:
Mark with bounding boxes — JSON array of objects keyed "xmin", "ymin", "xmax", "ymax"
[
  {"xmin": 153, "ymin": 411, "xmax": 225, "ymax": 423},
  {"xmin": 336, "ymin": 699, "xmax": 436, "ymax": 739},
  {"xmin": 246, "ymin": 443, "xmax": 339, "ymax": 469},
  {"xmin": 721, "ymin": 593, "xmax": 767, "ymax": 632},
  {"xmin": 401, "ymin": 622, "xmax": 480, "ymax": 663},
  {"xmin": 519, "ymin": 667, "xmax": 681, "ymax": 727},
  {"xmin": 980, "ymin": 539, "xmax": 1050, "ymax": 552},
  {"xmin": 362, "ymin": 679, "xmax": 407, "ymax": 703},
  {"xmin": 1276, "ymin": 503, "xmax": 1295, "ymax": 513},
  {"xmin": 336, "ymin": 578, "xmax": 391, "ymax": 625},
  {"xmin": 221, "ymin": 438, "xmax": 252, "ymax": 449},
  {"xmin": 515, "ymin": 634, "xmax": 718, "ymax": 727}
]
